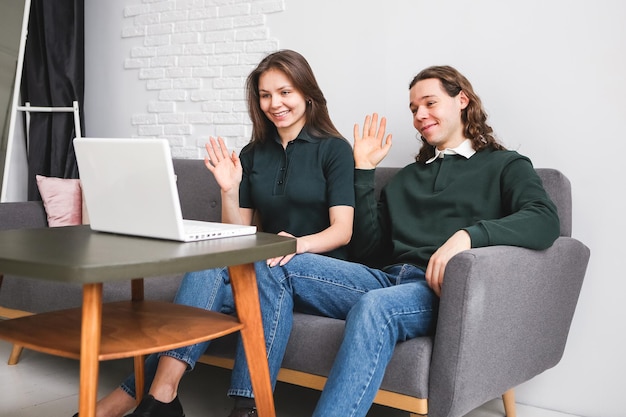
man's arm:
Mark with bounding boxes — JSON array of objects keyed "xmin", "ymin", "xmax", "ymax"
[
  {"xmin": 464, "ymin": 157, "xmax": 560, "ymax": 250},
  {"xmin": 428, "ymin": 156, "xmax": 560, "ymax": 296},
  {"xmin": 352, "ymin": 113, "xmax": 392, "ymax": 169},
  {"xmin": 349, "ymin": 113, "xmax": 394, "ymax": 264}
]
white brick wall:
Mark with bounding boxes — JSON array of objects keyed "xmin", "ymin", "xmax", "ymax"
[{"xmin": 122, "ymin": 0, "xmax": 285, "ymax": 159}]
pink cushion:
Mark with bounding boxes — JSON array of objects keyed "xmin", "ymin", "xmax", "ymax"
[{"xmin": 36, "ymin": 175, "xmax": 83, "ymax": 227}]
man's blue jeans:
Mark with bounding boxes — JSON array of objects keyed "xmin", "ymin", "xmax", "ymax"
[{"xmin": 119, "ymin": 253, "xmax": 438, "ymax": 417}]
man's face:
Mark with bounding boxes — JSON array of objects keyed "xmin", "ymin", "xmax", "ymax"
[{"xmin": 409, "ymin": 78, "xmax": 469, "ymax": 150}]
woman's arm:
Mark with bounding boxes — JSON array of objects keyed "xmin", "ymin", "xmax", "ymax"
[
  {"xmin": 204, "ymin": 137, "xmax": 255, "ymax": 226},
  {"xmin": 220, "ymin": 188, "xmax": 254, "ymax": 226},
  {"xmin": 267, "ymin": 205, "xmax": 354, "ymax": 267}
]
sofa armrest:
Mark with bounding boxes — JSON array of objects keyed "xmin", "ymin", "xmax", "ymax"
[
  {"xmin": 0, "ymin": 201, "xmax": 48, "ymax": 229},
  {"xmin": 428, "ymin": 237, "xmax": 590, "ymax": 417}
]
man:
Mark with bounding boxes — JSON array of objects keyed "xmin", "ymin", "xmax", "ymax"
[{"xmin": 300, "ymin": 65, "xmax": 561, "ymax": 416}]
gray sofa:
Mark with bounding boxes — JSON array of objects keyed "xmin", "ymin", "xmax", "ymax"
[{"xmin": 0, "ymin": 159, "xmax": 590, "ymax": 417}]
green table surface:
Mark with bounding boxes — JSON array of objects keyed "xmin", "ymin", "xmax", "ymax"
[{"xmin": 0, "ymin": 225, "xmax": 296, "ymax": 283}]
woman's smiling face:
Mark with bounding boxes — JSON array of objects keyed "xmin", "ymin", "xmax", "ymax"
[{"xmin": 258, "ymin": 68, "xmax": 307, "ymax": 144}]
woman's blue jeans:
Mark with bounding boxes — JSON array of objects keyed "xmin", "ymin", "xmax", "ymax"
[
  {"xmin": 119, "ymin": 261, "xmax": 284, "ymax": 399},
  {"xmin": 119, "ymin": 253, "xmax": 438, "ymax": 417}
]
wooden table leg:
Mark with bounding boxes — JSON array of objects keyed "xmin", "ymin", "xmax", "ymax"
[
  {"xmin": 134, "ymin": 354, "xmax": 145, "ymax": 404},
  {"xmin": 228, "ymin": 263, "xmax": 275, "ymax": 417},
  {"xmin": 131, "ymin": 278, "xmax": 145, "ymax": 403},
  {"xmin": 131, "ymin": 278, "xmax": 144, "ymax": 301},
  {"xmin": 78, "ymin": 283, "xmax": 103, "ymax": 417}
]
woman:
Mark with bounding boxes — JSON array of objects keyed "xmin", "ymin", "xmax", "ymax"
[{"xmin": 78, "ymin": 50, "xmax": 355, "ymax": 417}]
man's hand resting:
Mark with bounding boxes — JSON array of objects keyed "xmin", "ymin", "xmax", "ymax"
[{"xmin": 425, "ymin": 230, "xmax": 471, "ymax": 296}]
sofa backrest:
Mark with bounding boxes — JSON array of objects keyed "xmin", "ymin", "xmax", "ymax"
[
  {"xmin": 536, "ymin": 168, "xmax": 572, "ymax": 237},
  {"xmin": 172, "ymin": 159, "xmax": 572, "ymax": 238},
  {"xmin": 173, "ymin": 158, "xmax": 222, "ymax": 222}
]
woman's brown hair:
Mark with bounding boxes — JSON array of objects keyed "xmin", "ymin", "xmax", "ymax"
[{"xmin": 245, "ymin": 49, "xmax": 344, "ymax": 144}]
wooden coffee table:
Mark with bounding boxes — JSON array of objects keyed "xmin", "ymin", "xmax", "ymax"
[{"xmin": 0, "ymin": 226, "xmax": 295, "ymax": 417}]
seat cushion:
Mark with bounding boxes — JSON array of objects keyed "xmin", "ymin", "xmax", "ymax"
[{"xmin": 205, "ymin": 312, "xmax": 432, "ymax": 399}]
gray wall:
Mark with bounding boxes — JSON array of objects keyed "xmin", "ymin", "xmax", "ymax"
[{"xmin": 85, "ymin": 1, "xmax": 624, "ymax": 416}]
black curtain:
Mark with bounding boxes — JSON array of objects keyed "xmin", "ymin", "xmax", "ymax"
[{"xmin": 21, "ymin": 0, "xmax": 84, "ymax": 200}]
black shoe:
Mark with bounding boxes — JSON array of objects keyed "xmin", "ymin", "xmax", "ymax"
[
  {"xmin": 227, "ymin": 407, "xmax": 257, "ymax": 417},
  {"xmin": 124, "ymin": 394, "xmax": 185, "ymax": 417}
]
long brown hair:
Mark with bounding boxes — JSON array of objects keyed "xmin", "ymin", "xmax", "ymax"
[
  {"xmin": 245, "ymin": 50, "xmax": 344, "ymax": 143},
  {"xmin": 409, "ymin": 65, "xmax": 505, "ymax": 163}
]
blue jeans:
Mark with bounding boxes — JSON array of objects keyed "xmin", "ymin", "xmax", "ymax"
[
  {"xmin": 120, "ymin": 261, "xmax": 288, "ymax": 399},
  {"xmin": 310, "ymin": 263, "xmax": 438, "ymax": 417},
  {"xmin": 120, "ymin": 253, "xmax": 437, "ymax": 417}
]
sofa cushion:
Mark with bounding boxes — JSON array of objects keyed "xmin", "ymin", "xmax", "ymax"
[
  {"xmin": 35, "ymin": 175, "xmax": 83, "ymax": 227},
  {"xmin": 283, "ymin": 313, "xmax": 432, "ymax": 398},
  {"xmin": 204, "ymin": 312, "xmax": 432, "ymax": 399}
]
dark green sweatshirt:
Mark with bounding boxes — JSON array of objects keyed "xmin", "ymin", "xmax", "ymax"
[{"xmin": 350, "ymin": 149, "xmax": 560, "ymax": 270}]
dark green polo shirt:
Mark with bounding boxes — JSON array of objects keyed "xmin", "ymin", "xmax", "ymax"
[{"xmin": 239, "ymin": 129, "xmax": 355, "ymax": 259}]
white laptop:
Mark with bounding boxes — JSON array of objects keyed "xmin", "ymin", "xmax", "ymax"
[{"xmin": 73, "ymin": 137, "xmax": 256, "ymax": 242}]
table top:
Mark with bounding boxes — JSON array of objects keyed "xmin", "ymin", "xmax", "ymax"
[{"xmin": 0, "ymin": 225, "xmax": 296, "ymax": 283}]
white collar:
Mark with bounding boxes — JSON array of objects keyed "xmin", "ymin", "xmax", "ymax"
[{"xmin": 425, "ymin": 139, "xmax": 476, "ymax": 164}]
